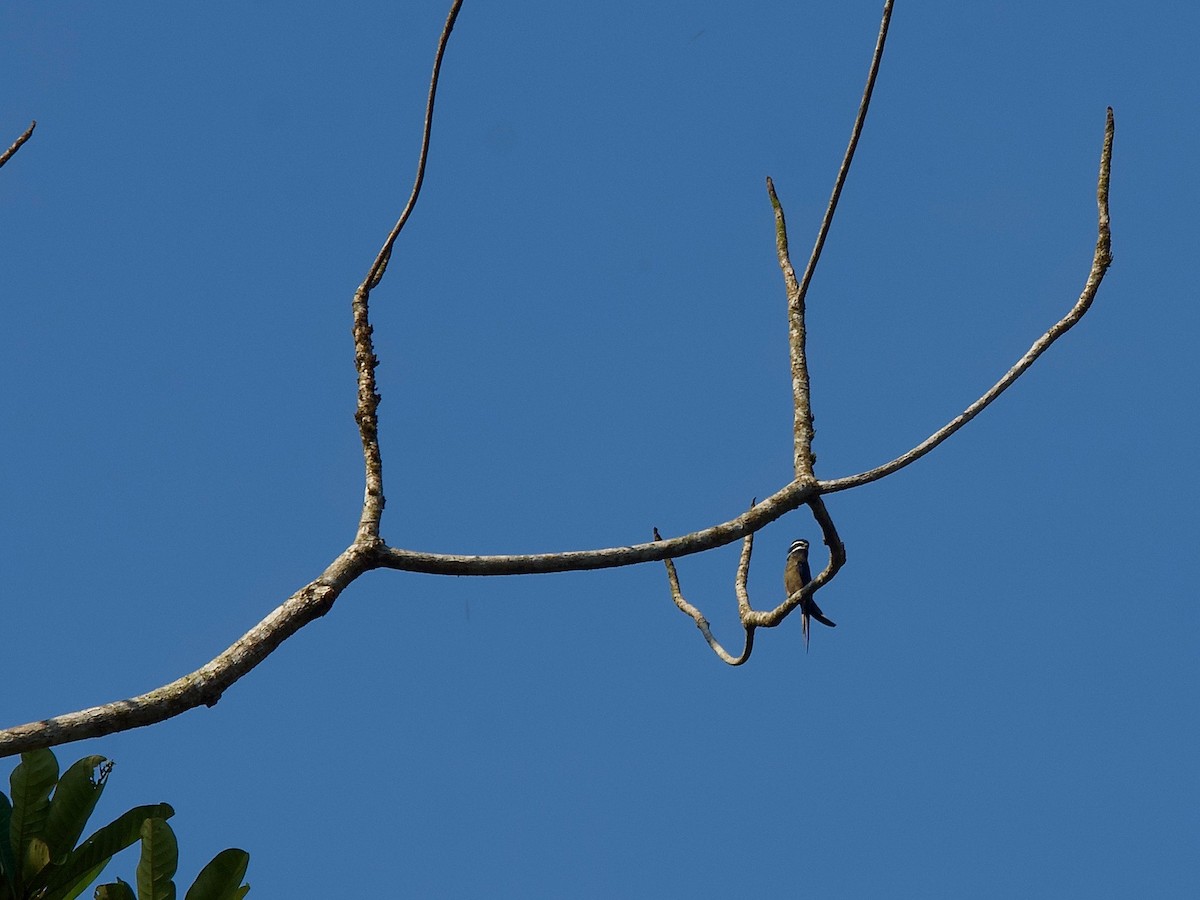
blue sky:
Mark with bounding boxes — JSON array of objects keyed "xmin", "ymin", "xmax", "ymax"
[{"xmin": 2, "ymin": 1, "xmax": 1197, "ymax": 896}]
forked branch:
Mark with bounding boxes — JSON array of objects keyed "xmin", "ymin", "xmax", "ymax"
[
  {"xmin": 0, "ymin": 1, "xmax": 1115, "ymax": 753},
  {"xmin": 773, "ymin": 0, "xmax": 895, "ymax": 481},
  {"xmin": 633, "ymin": 2, "xmax": 894, "ymax": 658}
]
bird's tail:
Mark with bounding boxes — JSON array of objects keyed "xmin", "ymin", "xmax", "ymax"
[{"xmin": 801, "ymin": 599, "xmax": 836, "ymax": 652}]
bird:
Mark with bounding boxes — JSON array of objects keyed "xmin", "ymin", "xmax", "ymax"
[{"xmin": 785, "ymin": 539, "xmax": 836, "ymax": 648}]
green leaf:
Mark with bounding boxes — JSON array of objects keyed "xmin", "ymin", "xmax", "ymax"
[
  {"xmin": 183, "ymin": 849, "xmax": 249, "ymax": 900},
  {"xmin": 23, "ymin": 836, "xmax": 50, "ymax": 883},
  {"xmin": 38, "ymin": 803, "xmax": 174, "ymax": 898},
  {"xmin": 50, "ymin": 857, "xmax": 109, "ymax": 900},
  {"xmin": 136, "ymin": 818, "xmax": 177, "ymax": 900},
  {"xmin": 0, "ymin": 792, "xmax": 15, "ymax": 888},
  {"xmin": 233, "ymin": 887, "xmax": 249, "ymax": 900},
  {"xmin": 9, "ymin": 748, "xmax": 59, "ymax": 887},
  {"xmin": 95, "ymin": 877, "xmax": 136, "ymax": 900},
  {"xmin": 44, "ymin": 756, "xmax": 110, "ymax": 863}
]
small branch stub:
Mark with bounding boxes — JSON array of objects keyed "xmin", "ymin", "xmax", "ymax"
[{"xmin": 0, "ymin": 121, "xmax": 36, "ymax": 169}]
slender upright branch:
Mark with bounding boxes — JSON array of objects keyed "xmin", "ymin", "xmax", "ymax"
[
  {"xmin": 820, "ymin": 107, "xmax": 1115, "ymax": 494},
  {"xmin": 0, "ymin": 121, "xmax": 36, "ymax": 169},
  {"xmin": 351, "ymin": 283, "xmax": 385, "ymax": 541},
  {"xmin": 351, "ymin": 0, "xmax": 464, "ymax": 543},
  {"xmin": 734, "ymin": 516, "xmax": 755, "ymax": 621},
  {"xmin": 762, "ymin": 177, "xmax": 851, "ymax": 637},
  {"xmin": 767, "ymin": 177, "xmax": 817, "ymax": 480},
  {"xmin": 363, "ymin": 0, "xmax": 464, "ymax": 293},
  {"xmin": 795, "ymin": 0, "xmax": 894, "ymax": 304}
]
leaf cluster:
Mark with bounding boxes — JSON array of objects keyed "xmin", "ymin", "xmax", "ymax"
[{"xmin": 0, "ymin": 750, "xmax": 248, "ymax": 900}]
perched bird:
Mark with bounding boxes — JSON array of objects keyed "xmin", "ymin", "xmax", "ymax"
[{"xmin": 785, "ymin": 539, "xmax": 836, "ymax": 648}]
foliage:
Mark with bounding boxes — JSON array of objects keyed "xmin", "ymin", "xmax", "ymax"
[{"xmin": 0, "ymin": 750, "xmax": 248, "ymax": 900}]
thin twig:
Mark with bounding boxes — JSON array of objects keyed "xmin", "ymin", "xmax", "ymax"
[
  {"xmin": 819, "ymin": 108, "xmax": 1115, "ymax": 494},
  {"xmin": 351, "ymin": 0, "xmax": 464, "ymax": 543},
  {"xmin": 655, "ymin": 528, "xmax": 755, "ymax": 666},
  {"xmin": 795, "ymin": 0, "xmax": 894, "ymax": 305},
  {"xmin": 364, "ymin": 0, "xmax": 463, "ymax": 292},
  {"xmin": 0, "ymin": 121, "xmax": 36, "ymax": 169}
]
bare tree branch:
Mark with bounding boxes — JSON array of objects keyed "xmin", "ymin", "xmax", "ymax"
[
  {"xmin": 0, "ymin": 3, "xmax": 1116, "ymax": 753},
  {"xmin": 0, "ymin": 481, "xmax": 820, "ymax": 756},
  {"xmin": 767, "ymin": 176, "xmax": 817, "ymax": 481},
  {"xmin": 0, "ymin": 547, "xmax": 372, "ymax": 757},
  {"xmin": 364, "ymin": 0, "xmax": 464, "ymax": 293},
  {"xmin": 795, "ymin": 1, "xmax": 894, "ymax": 307},
  {"xmin": 819, "ymin": 107, "xmax": 1115, "ymax": 494},
  {"xmin": 644, "ymin": 97, "xmax": 1109, "ymax": 661},
  {"xmin": 0, "ymin": 121, "xmax": 36, "ymax": 169},
  {"xmin": 351, "ymin": 0, "xmax": 464, "ymax": 543},
  {"xmin": 371, "ymin": 479, "xmax": 816, "ymax": 574}
]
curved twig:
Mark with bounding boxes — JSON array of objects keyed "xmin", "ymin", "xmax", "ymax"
[
  {"xmin": 794, "ymin": 1, "xmax": 894, "ymax": 307},
  {"xmin": 1, "ymin": 121, "xmax": 36, "ymax": 169},
  {"xmin": 743, "ymin": 497, "xmax": 845, "ymax": 628},
  {"xmin": 363, "ymin": 0, "xmax": 463, "ymax": 293},
  {"xmin": 655, "ymin": 528, "xmax": 755, "ymax": 666},
  {"xmin": 656, "ymin": 497, "xmax": 846, "ymax": 663},
  {"xmin": 820, "ymin": 108, "xmax": 1115, "ymax": 494},
  {"xmin": 351, "ymin": 0, "xmax": 464, "ymax": 542}
]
